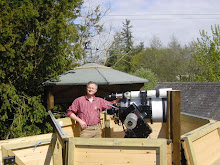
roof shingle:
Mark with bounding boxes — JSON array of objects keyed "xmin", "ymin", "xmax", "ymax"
[
  {"xmin": 43, "ymin": 63, "xmax": 148, "ymax": 86},
  {"xmin": 154, "ymin": 82, "xmax": 220, "ymax": 121}
]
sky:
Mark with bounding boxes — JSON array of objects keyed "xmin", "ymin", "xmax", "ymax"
[{"xmin": 84, "ymin": 0, "xmax": 220, "ymax": 48}]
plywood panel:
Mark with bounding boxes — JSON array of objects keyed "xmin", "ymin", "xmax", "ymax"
[
  {"xmin": 68, "ymin": 137, "xmax": 167, "ymax": 165},
  {"xmin": 13, "ymin": 145, "xmax": 53, "ymax": 165},
  {"xmin": 181, "ymin": 113, "xmax": 211, "ymax": 136},
  {"xmin": 74, "ymin": 146, "xmax": 157, "ymax": 165},
  {"xmin": 57, "ymin": 117, "xmax": 81, "ymax": 137},
  {"xmin": 182, "ymin": 121, "xmax": 220, "ymax": 165},
  {"xmin": 148, "ymin": 122, "xmax": 166, "ymax": 139},
  {"xmin": 181, "ymin": 121, "xmax": 202, "ymax": 136},
  {"xmin": 192, "ymin": 129, "xmax": 220, "ymax": 165},
  {"xmin": 0, "ymin": 133, "xmax": 53, "ymax": 165}
]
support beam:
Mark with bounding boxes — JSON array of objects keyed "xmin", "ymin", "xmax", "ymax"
[
  {"xmin": 46, "ymin": 86, "xmax": 54, "ymax": 110},
  {"xmin": 168, "ymin": 90, "xmax": 181, "ymax": 165}
]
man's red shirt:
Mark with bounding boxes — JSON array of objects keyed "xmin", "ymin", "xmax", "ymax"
[{"xmin": 66, "ymin": 96, "xmax": 111, "ymax": 126}]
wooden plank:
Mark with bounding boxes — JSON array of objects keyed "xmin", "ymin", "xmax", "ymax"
[
  {"xmin": 2, "ymin": 138, "xmax": 52, "ymax": 151},
  {"xmin": 5, "ymin": 149, "xmax": 26, "ymax": 165},
  {"xmin": 212, "ymin": 158, "xmax": 220, "ymax": 165},
  {"xmin": 192, "ymin": 129, "xmax": 220, "ymax": 165},
  {"xmin": 181, "ymin": 140, "xmax": 192, "ymax": 165},
  {"xmin": 181, "ymin": 121, "xmax": 203, "ymax": 136},
  {"xmin": 56, "ymin": 117, "xmax": 76, "ymax": 127},
  {"xmin": 186, "ymin": 122, "xmax": 220, "ymax": 142},
  {"xmin": 75, "ymin": 147, "xmax": 157, "ymax": 165},
  {"xmin": 181, "ymin": 113, "xmax": 210, "ymax": 126},
  {"xmin": 67, "ymin": 138, "xmax": 75, "ymax": 165},
  {"xmin": 148, "ymin": 122, "xmax": 166, "ymax": 139},
  {"xmin": 170, "ymin": 90, "xmax": 181, "ymax": 165},
  {"xmin": 56, "ymin": 117, "xmax": 81, "ymax": 137},
  {"xmin": 109, "ymin": 117, "xmax": 125, "ymax": 138},
  {"xmin": 166, "ymin": 143, "xmax": 172, "ymax": 165},
  {"xmin": 0, "ymin": 133, "xmax": 53, "ymax": 165},
  {"xmin": 1, "ymin": 144, "xmax": 9, "ymax": 163},
  {"xmin": 180, "ymin": 113, "xmax": 213, "ymax": 136},
  {"xmin": 0, "ymin": 117, "xmax": 72, "ymax": 165},
  {"xmin": 2, "ymin": 143, "xmax": 53, "ymax": 165},
  {"xmin": 104, "ymin": 114, "xmax": 111, "ymax": 138},
  {"xmin": 166, "ymin": 91, "xmax": 171, "ymax": 140},
  {"xmin": 182, "ymin": 121, "xmax": 220, "ymax": 165},
  {"xmin": 52, "ymin": 137, "xmax": 63, "ymax": 165},
  {"xmin": 13, "ymin": 145, "xmax": 53, "ymax": 165},
  {"xmin": 68, "ymin": 137, "xmax": 167, "ymax": 165}
]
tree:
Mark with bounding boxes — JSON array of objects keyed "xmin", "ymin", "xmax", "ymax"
[
  {"xmin": 132, "ymin": 68, "xmax": 158, "ymax": 90},
  {"xmin": 193, "ymin": 25, "xmax": 220, "ymax": 81},
  {"xmin": 150, "ymin": 35, "xmax": 163, "ymax": 49},
  {"xmin": 0, "ymin": 0, "xmax": 84, "ymax": 139},
  {"xmin": 121, "ymin": 19, "xmax": 133, "ymax": 53},
  {"xmin": 75, "ymin": 3, "xmax": 110, "ymax": 63},
  {"xmin": 105, "ymin": 19, "xmax": 134, "ymax": 72},
  {"xmin": 132, "ymin": 35, "xmax": 195, "ymax": 82},
  {"xmin": 132, "ymin": 42, "xmax": 145, "ymax": 55},
  {"xmin": 105, "ymin": 31, "xmax": 124, "ymax": 66}
]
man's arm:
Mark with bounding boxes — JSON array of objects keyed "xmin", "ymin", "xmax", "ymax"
[{"xmin": 69, "ymin": 113, "xmax": 87, "ymax": 129}]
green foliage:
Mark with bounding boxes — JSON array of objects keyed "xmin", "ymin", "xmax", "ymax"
[
  {"xmin": 0, "ymin": 83, "xmax": 52, "ymax": 139},
  {"xmin": 106, "ymin": 19, "xmax": 134, "ymax": 73},
  {"xmin": 0, "ymin": 0, "xmax": 83, "ymax": 94},
  {"xmin": 132, "ymin": 37, "xmax": 195, "ymax": 82},
  {"xmin": 0, "ymin": 0, "xmax": 83, "ymax": 139},
  {"xmin": 193, "ymin": 25, "xmax": 220, "ymax": 82},
  {"xmin": 121, "ymin": 19, "xmax": 133, "ymax": 53},
  {"xmin": 131, "ymin": 68, "xmax": 158, "ymax": 90},
  {"xmin": 105, "ymin": 32, "xmax": 123, "ymax": 67},
  {"xmin": 105, "ymin": 18, "xmax": 197, "ymax": 83}
]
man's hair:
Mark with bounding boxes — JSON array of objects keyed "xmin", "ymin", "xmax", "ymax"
[{"xmin": 87, "ymin": 81, "xmax": 98, "ymax": 90}]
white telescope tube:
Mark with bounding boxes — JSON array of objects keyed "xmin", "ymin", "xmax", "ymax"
[
  {"xmin": 124, "ymin": 91, "xmax": 140, "ymax": 99},
  {"xmin": 151, "ymin": 98, "xmax": 167, "ymax": 122},
  {"xmin": 157, "ymin": 88, "xmax": 172, "ymax": 98},
  {"xmin": 123, "ymin": 88, "xmax": 172, "ymax": 99}
]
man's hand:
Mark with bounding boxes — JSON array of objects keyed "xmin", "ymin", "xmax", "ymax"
[
  {"xmin": 79, "ymin": 120, "xmax": 87, "ymax": 129},
  {"xmin": 69, "ymin": 113, "xmax": 87, "ymax": 129}
]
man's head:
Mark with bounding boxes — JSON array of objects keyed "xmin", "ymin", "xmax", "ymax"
[{"xmin": 86, "ymin": 81, "xmax": 98, "ymax": 97}]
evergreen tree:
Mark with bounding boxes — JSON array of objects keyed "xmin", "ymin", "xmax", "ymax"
[
  {"xmin": 121, "ymin": 19, "xmax": 133, "ymax": 53},
  {"xmin": 0, "ymin": 0, "xmax": 83, "ymax": 139},
  {"xmin": 105, "ymin": 32, "xmax": 123, "ymax": 67},
  {"xmin": 106, "ymin": 19, "xmax": 134, "ymax": 72}
]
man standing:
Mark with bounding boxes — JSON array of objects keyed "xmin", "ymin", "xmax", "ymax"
[{"xmin": 66, "ymin": 81, "xmax": 120, "ymax": 138}]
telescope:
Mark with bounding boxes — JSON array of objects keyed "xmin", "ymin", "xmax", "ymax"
[{"xmin": 107, "ymin": 88, "xmax": 172, "ymax": 138}]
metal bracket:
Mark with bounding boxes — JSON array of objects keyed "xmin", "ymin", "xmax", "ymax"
[{"xmin": 3, "ymin": 156, "xmax": 15, "ymax": 165}]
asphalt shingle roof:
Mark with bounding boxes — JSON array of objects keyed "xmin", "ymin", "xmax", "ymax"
[
  {"xmin": 43, "ymin": 63, "xmax": 148, "ymax": 86},
  {"xmin": 154, "ymin": 82, "xmax": 220, "ymax": 121}
]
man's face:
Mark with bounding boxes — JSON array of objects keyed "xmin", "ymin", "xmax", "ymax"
[{"xmin": 87, "ymin": 83, "xmax": 97, "ymax": 96}]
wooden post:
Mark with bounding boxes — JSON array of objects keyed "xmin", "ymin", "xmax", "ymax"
[
  {"xmin": 166, "ymin": 91, "xmax": 171, "ymax": 140},
  {"xmin": 168, "ymin": 90, "xmax": 181, "ymax": 165},
  {"xmin": 166, "ymin": 91, "xmax": 172, "ymax": 165},
  {"xmin": 104, "ymin": 114, "xmax": 111, "ymax": 137},
  {"xmin": 51, "ymin": 135, "xmax": 63, "ymax": 165},
  {"xmin": 46, "ymin": 86, "xmax": 54, "ymax": 110}
]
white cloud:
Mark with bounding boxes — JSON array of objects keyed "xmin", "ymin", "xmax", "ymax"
[{"xmin": 86, "ymin": 0, "xmax": 220, "ymax": 47}]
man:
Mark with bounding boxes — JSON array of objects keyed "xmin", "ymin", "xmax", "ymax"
[{"xmin": 66, "ymin": 81, "xmax": 120, "ymax": 138}]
